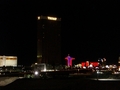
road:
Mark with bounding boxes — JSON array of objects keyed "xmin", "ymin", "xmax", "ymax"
[{"xmin": 0, "ymin": 78, "xmax": 120, "ymax": 90}]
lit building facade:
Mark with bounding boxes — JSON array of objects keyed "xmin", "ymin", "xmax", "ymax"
[
  {"xmin": 0, "ymin": 56, "xmax": 17, "ymax": 67},
  {"xmin": 37, "ymin": 15, "xmax": 61, "ymax": 65}
]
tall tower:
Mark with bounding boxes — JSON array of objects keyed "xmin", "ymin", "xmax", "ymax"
[{"xmin": 37, "ymin": 15, "xmax": 61, "ymax": 65}]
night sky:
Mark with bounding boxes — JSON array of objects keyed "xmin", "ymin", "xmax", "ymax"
[{"xmin": 0, "ymin": 1, "xmax": 120, "ymax": 65}]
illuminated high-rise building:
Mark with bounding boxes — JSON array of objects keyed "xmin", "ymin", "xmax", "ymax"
[{"xmin": 37, "ymin": 15, "xmax": 61, "ymax": 65}]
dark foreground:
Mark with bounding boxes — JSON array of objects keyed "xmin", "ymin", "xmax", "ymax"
[{"xmin": 0, "ymin": 77, "xmax": 120, "ymax": 90}]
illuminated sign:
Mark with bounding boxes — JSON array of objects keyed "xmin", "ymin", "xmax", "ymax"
[
  {"xmin": 47, "ymin": 16, "xmax": 57, "ymax": 21},
  {"xmin": 65, "ymin": 54, "xmax": 75, "ymax": 67},
  {"xmin": 81, "ymin": 61, "xmax": 99, "ymax": 67}
]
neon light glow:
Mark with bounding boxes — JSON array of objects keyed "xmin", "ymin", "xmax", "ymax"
[
  {"xmin": 47, "ymin": 16, "xmax": 57, "ymax": 21},
  {"xmin": 65, "ymin": 54, "xmax": 75, "ymax": 67},
  {"xmin": 81, "ymin": 61, "xmax": 99, "ymax": 67},
  {"xmin": 37, "ymin": 16, "xmax": 40, "ymax": 20}
]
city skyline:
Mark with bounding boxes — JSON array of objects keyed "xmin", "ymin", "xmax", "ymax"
[{"xmin": 0, "ymin": 1, "xmax": 120, "ymax": 65}]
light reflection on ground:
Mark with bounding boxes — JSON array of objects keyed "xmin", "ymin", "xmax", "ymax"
[{"xmin": 90, "ymin": 78, "xmax": 120, "ymax": 81}]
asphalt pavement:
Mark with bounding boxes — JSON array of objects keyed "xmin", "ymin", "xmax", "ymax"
[{"xmin": 0, "ymin": 78, "xmax": 120, "ymax": 90}]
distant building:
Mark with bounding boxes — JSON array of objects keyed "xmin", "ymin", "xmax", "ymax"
[
  {"xmin": 37, "ymin": 15, "xmax": 61, "ymax": 65},
  {"xmin": 118, "ymin": 55, "xmax": 120, "ymax": 65},
  {"xmin": 0, "ymin": 56, "xmax": 17, "ymax": 67}
]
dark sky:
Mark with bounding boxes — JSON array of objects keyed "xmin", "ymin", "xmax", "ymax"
[
  {"xmin": 0, "ymin": 1, "xmax": 120, "ymax": 65},
  {"xmin": 62, "ymin": 1, "xmax": 120, "ymax": 64}
]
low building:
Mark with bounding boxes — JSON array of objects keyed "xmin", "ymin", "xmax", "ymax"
[{"xmin": 0, "ymin": 55, "xmax": 17, "ymax": 67}]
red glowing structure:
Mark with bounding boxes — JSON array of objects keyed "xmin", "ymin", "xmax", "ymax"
[
  {"xmin": 65, "ymin": 54, "xmax": 75, "ymax": 67},
  {"xmin": 81, "ymin": 61, "xmax": 99, "ymax": 67},
  {"xmin": 90, "ymin": 62, "xmax": 99, "ymax": 67}
]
